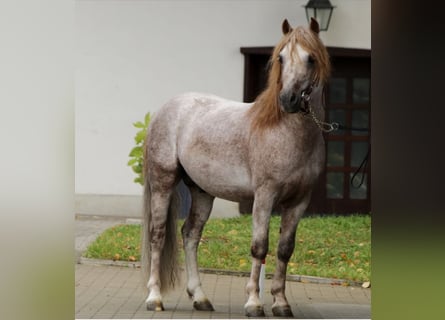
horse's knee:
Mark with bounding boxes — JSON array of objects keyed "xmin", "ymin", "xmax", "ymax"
[
  {"xmin": 251, "ymin": 241, "xmax": 268, "ymax": 260},
  {"xmin": 277, "ymin": 239, "xmax": 295, "ymax": 263}
]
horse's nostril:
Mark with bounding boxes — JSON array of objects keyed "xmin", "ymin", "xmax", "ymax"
[
  {"xmin": 290, "ymin": 94, "xmax": 298, "ymax": 104},
  {"xmin": 279, "ymin": 92, "xmax": 301, "ymax": 113}
]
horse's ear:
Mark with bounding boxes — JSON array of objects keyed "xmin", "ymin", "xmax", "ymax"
[
  {"xmin": 282, "ymin": 19, "xmax": 293, "ymax": 35},
  {"xmin": 310, "ymin": 17, "xmax": 320, "ymax": 34}
]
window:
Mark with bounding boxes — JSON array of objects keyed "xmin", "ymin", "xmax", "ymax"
[{"xmin": 322, "ymin": 51, "xmax": 371, "ymax": 213}]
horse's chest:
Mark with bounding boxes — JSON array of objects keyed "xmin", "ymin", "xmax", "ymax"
[
  {"xmin": 279, "ymin": 158, "xmax": 319, "ymax": 185},
  {"xmin": 251, "ymin": 138, "xmax": 324, "ymax": 191}
]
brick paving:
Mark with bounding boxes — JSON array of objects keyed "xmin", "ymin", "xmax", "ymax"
[
  {"xmin": 75, "ymin": 264, "xmax": 370, "ymax": 319},
  {"xmin": 75, "ymin": 215, "xmax": 371, "ymax": 319}
]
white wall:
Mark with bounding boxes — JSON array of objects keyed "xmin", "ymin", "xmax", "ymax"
[
  {"xmin": 75, "ymin": 0, "xmax": 370, "ymax": 217},
  {"xmin": 321, "ymin": 0, "xmax": 371, "ymax": 49}
]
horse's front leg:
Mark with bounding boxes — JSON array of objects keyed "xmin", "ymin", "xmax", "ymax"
[
  {"xmin": 181, "ymin": 186, "xmax": 215, "ymax": 311},
  {"xmin": 271, "ymin": 198, "xmax": 308, "ymax": 317},
  {"xmin": 244, "ymin": 189, "xmax": 274, "ymax": 317}
]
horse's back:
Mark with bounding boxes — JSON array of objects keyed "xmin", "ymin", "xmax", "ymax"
[{"xmin": 149, "ymin": 92, "xmax": 251, "ymax": 142}]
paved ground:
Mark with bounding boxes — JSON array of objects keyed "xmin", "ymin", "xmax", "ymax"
[
  {"xmin": 75, "ymin": 214, "xmax": 371, "ymax": 319},
  {"xmin": 75, "ymin": 215, "xmax": 128, "ymax": 263}
]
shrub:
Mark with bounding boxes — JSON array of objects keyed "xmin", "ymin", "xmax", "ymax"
[{"xmin": 127, "ymin": 112, "xmax": 151, "ymax": 185}]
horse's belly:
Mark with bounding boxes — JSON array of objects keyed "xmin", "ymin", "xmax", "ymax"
[
  {"xmin": 175, "ymin": 94, "xmax": 253, "ymax": 202},
  {"xmin": 181, "ymin": 158, "xmax": 253, "ymax": 202}
]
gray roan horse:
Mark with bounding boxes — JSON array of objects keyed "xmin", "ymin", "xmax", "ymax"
[{"xmin": 142, "ymin": 18, "xmax": 330, "ymax": 317}]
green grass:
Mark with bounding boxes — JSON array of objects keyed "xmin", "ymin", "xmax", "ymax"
[
  {"xmin": 84, "ymin": 224, "xmax": 141, "ymax": 262},
  {"xmin": 84, "ymin": 214, "xmax": 370, "ymax": 282}
]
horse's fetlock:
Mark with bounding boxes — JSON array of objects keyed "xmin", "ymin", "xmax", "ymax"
[
  {"xmin": 270, "ymin": 286, "xmax": 282, "ymax": 296},
  {"xmin": 245, "ymin": 281, "xmax": 259, "ymax": 295},
  {"xmin": 270, "ymin": 283, "xmax": 287, "ymax": 298}
]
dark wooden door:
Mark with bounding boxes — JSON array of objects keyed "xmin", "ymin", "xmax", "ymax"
[{"xmin": 309, "ymin": 49, "xmax": 371, "ymax": 214}]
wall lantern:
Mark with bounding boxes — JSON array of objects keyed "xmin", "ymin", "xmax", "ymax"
[{"xmin": 303, "ymin": 0, "xmax": 335, "ymax": 31}]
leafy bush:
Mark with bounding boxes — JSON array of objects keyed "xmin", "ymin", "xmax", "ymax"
[{"xmin": 127, "ymin": 112, "xmax": 151, "ymax": 185}]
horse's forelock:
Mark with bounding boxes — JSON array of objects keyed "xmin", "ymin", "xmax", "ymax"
[
  {"xmin": 268, "ymin": 26, "xmax": 330, "ymax": 88},
  {"xmin": 293, "ymin": 26, "xmax": 331, "ymax": 84}
]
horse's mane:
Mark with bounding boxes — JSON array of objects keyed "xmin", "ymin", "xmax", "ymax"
[{"xmin": 248, "ymin": 26, "xmax": 331, "ymax": 132}]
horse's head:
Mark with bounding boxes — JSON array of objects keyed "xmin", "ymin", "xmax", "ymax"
[
  {"xmin": 273, "ymin": 18, "xmax": 330, "ymax": 113},
  {"xmin": 248, "ymin": 18, "xmax": 331, "ymax": 132}
]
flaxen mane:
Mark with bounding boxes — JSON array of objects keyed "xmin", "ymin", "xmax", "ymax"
[{"xmin": 248, "ymin": 25, "xmax": 330, "ymax": 132}]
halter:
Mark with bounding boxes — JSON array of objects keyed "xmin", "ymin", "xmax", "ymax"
[
  {"xmin": 298, "ymin": 81, "xmax": 339, "ymax": 133},
  {"xmin": 299, "ymin": 82, "xmax": 314, "ymax": 115}
]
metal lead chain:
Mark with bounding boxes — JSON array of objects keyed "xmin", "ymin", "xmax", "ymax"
[{"xmin": 305, "ymin": 105, "xmax": 339, "ymax": 133}]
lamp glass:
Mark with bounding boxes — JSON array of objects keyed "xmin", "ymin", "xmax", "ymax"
[{"xmin": 305, "ymin": 7, "xmax": 333, "ymax": 31}]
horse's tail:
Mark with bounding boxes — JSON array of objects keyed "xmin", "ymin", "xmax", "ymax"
[{"xmin": 141, "ymin": 182, "xmax": 181, "ymax": 293}]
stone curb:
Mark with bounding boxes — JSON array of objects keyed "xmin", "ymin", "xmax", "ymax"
[
  {"xmin": 197, "ymin": 267, "xmax": 364, "ymax": 287},
  {"xmin": 78, "ymin": 257, "xmax": 367, "ymax": 288},
  {"xmin": 79, "ymin": 257, "xmax": 142, "ymax": 268}
]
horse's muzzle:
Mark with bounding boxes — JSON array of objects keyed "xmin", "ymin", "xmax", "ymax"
[{"xmin": 279, "ymin": 92, "xmax": 302, "ymax": 113}]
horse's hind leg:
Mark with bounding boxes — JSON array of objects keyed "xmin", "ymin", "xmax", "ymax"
[
  {"xmin": 181, "ymin": 185, "xmax": 215, "ymax": 311},
  {"xmin": 270, "ymin": 197, "xmax": 309, "ymax": 317},
  {"xmin": 145, "ymin": 169, "xmax": 179, "ymax": 311}
]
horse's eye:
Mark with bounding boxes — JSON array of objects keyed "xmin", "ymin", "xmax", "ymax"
[
  {"xmin": 308, "ymin": 55, "xmax": 315, "ymax": 65},
  {"xmin": 278, "ymin": 55, "xmax": 283, "ymax": 64}
]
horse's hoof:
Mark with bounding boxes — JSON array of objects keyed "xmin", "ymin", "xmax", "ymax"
[
  {"xmin": 193, "ymin": 298, "xmax": 215, "ymax": 311},
  {"xmin": 245, "ymin": 305, "xmax": 266, "ymax": 317},
  {"xmin": 146, "ymin": 300, "xmax": 164, "ymax": 311},
  {"xmin": 272, "ymin": 304, "xmax": 294, "ymax": 317}
]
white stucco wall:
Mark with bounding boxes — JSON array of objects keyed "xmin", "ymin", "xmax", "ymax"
[
  {"xmin": 321, "ymin": 0, "xmax": 371, "ymax": 49},
  {"xmin": 75, "ymin": 0, "xmax": 370, "ymax": 217}
]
